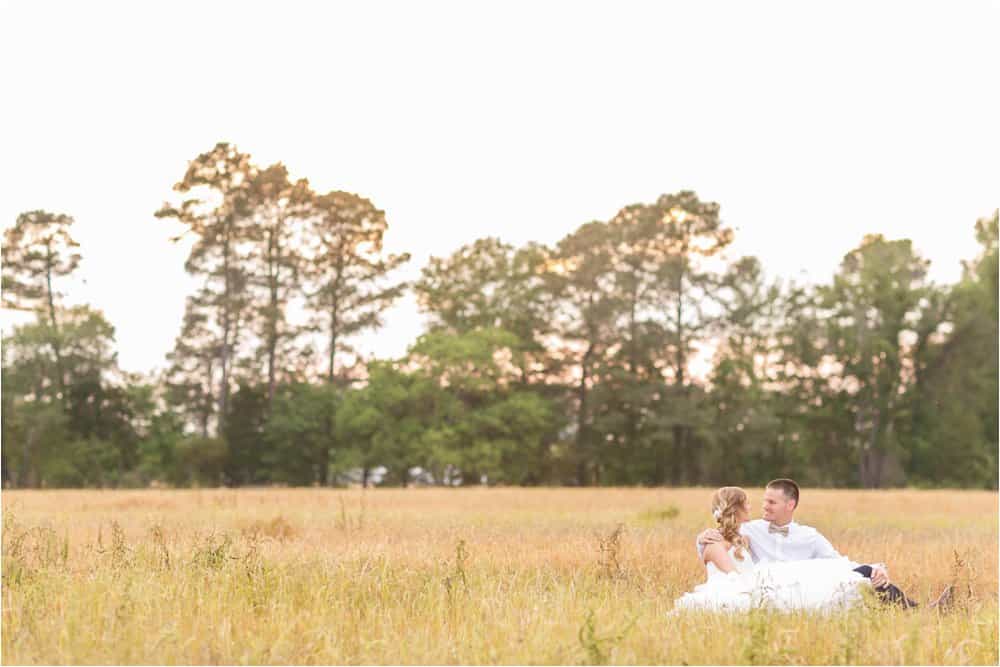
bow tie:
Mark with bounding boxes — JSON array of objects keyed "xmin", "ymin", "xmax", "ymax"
[{"xmin": 768, "ymin": 523, "xmax": 790, "ymax": 537}]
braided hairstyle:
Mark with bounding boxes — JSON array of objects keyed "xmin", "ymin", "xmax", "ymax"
[{"xmin": 711, "ymin": 486, "xmax": 751, "ymax": 561}]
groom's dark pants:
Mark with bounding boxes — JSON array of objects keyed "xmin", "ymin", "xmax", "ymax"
[{"xmin": 853, "ymin": 565, "xmax": 918, "ymax": 608}]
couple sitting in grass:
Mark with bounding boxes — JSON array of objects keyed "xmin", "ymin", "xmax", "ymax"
[{"xmin": 674, "ymin": 478, "xmax": 954, "ymax": 612}]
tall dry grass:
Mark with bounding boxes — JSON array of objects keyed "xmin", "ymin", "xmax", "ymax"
[{"xmin": 1, "ymin": 487, "xmax": 997, "ymax": 665}]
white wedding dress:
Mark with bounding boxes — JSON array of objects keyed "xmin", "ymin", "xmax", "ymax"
[{"xmin": 673, "ymin": 546, "xmax": 869, "ymax": 612}]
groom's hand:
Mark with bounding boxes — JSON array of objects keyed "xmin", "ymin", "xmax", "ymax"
[
  {"xmin": 869, "ymin": 565, "xmax": 889, "ymax": 588},
  {"xmin": 697, "ymin": 529, "xmax": 724, "ymax": 546}
]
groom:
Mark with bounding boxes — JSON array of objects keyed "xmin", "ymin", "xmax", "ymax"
[{"xmin": 696, "ymin": 478, "xmax": 951, "ymax": 609}]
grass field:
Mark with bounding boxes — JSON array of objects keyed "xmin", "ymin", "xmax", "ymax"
[{"xmin": 1, "ymin": 487, "xmax": 997, "ymax": 665}]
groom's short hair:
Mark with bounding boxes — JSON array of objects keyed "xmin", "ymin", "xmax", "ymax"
[{"xmin": 766, "ymin": 478, "xmax": 800, "ymax": 507}]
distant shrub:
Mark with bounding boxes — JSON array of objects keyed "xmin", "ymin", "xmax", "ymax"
[
  {"xmin": 636, "ymin": 505, "xmax": 680, "ymax": 523},
  {"xmin": 242, "ymin": 516, "xmax": 297, "ymax": 541}
]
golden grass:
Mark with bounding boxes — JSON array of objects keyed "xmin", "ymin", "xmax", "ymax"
[{"xmin": 2, "ymin": 487, "xmax": 997, "ymax": 665}]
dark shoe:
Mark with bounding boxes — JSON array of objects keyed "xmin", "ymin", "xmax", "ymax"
[{"xmin": 928, "ymin": 584, "xmax": 954, "ymax": 612}]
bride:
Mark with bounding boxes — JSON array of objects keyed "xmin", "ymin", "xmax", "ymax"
[{"xmin": 673, "ymin": 487, "xmax": 869, "ymax": 612}]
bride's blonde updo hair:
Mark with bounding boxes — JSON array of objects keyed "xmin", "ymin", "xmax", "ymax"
[{"xmin": 711, "ymin": 486, "xmax": 750, "ymax": 561}]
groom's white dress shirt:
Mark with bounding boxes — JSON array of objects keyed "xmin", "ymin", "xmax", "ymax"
[
  {"xmin": 740, "ymin": 520, "xmax": 859, "ymax": 568},
  {"xmin": 698, "ymin": 519, "xmax": 862, "ymax": 569}
]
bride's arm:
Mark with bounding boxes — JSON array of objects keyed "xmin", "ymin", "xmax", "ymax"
[{"xmin": 702, "ymin": 542, "xmax": 738, "ymax": 573}]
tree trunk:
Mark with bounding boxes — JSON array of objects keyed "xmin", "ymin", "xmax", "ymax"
[
  {"xmin": 266, "ymin": 227, "xmax": 279, "ymax": 409},
  {"xmin": 318, "ymin": 298, "xmax": 342, "ymax": 489},
  {"xmin": 319, "ymin": 444, "xmax": 330, "ymax": 486},
  {"xmin": 44, "ymin": 246, "xmax": 66, "ymax": 401},
  {"xmin": 625, "ymin": 285, "xmax": 639, "ymax": 468},
  {"xmin": 670, "ymin": 424, "xmax": 685, "ymax": 485},
  {"xmin": 575, "ymin": 342, "xmax": 594, "ymax": 486},
  {"xmin": 670, "ymin": 268, "xmax": 688, "ymax": 486},
  {"xmin": 653, "ymin": 434, "xmax": 666, "ymax": 487},
  {"xmin": 23, "ymin": 423, "xmax": 37, "ymax": 488},
  {"xmin": 328, "ymin": 293, "xmax": 340, "ymax": 384},
  {"xmin": 201, "ymin": 356, "xmax": 214, "ymax": 438},
  {"xmin": 326, "ymin": 257, "xmax": 345, "ymax": 385},
  {"xmin": 218, "ymin": 229, "xmax": 233, "ymax": 434},
  {"xmin": 859, "ymin": 410, "xmax": 881, "ymax": 489}
]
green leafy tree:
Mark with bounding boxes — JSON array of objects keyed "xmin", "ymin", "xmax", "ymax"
[
  {"xmin": 817, "ymin": 235, "xmax": 939, "ymax": 487},
  {"xmin": 223, "ymin": 382, "xmax": 269, "ymax": 485},
  {"xmin": 2, "ymin": 322, "xmax": 64, "ymax": 487},
  {"xmin": 302, "ymin": 190, "xmax": 410, "ymax": 384},
  {"xmin": 414, "ymin": 238, "xmax": 556, "ymax": 384},
  {"xmin": 0, "ymin": 383, "xmax": 69, "ymax": 488},
  {"xmin": 2, "ymin": 210, "xmax": 82, "ymax": 399},
  {"xmin": 61, "ymin": 307, "xmax": 138, "ymax": 483},
  {"xmin": 336, "ymin": 361, "xmax": 434, "ymax": 487},
  {"xmin": 261, "ymin": 382, "xmax": 340, "ymax": 485},
  {"xmin": 1, "ymin": 306, "xmax": 132, "ymax": 487},
  {"xmin": 156, "ymin": 143, "xmax": 259, "ymax": 434},
  {"xmin": 173, "ymin": 435, "xmax": 229, "ymax": 487},
  {"xmin": 406, "ymin": 328, "xmax": 561, "ymax": 485},
  {"xmin": 547, "ymin": 221, "xmax": 620, "ymax": 485},
  {"xmin": 705, "ymin": 257, "xmax": 787, "ymax": 484},
  {"xmin": 588, "ymin": 194, "xmax": 735, "ymax": 484},
  {"xmin": 128, "ymin": 381, "xmax": 185, "ymax": 486},
  {"xmin": 638, "ymin": 191, "xmax": 734, "ymax": 484},
  {"xmin": 246, "ymin": 165, "xmax": 313, "ymax": 406},
  {"xmin": 908, "ymin": 212, "xmax": 998, "ymax": 487},
  {"xmin": 163, "ymin": 295, "xmax": 220, "ymax": 437}
]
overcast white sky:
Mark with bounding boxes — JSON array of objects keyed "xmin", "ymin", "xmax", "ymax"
[{"xmin": 1, "ymin": 0, "xmax": 997, "ymax": 376}]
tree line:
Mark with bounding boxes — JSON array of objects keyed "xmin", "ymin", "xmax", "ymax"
[{"xmin": 2, "ymin": 143, "xmax": 996, "ymax": 489}]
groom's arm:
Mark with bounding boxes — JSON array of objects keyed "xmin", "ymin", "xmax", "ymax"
[
  {"xmin": 695, "ymin": 528, "xmax": 724, "ymax": 560},
  {"xmin": 812, "ymin": 531, "xmax": 856, "ymax": 564},
  {"xmin": 812, "ymin": 530, "xmax": 891, "ymax": 584}
]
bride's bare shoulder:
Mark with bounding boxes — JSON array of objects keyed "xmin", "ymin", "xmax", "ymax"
[{"xmin": 701, "ymin": 540, "xmax": 731, "ymax": 561}]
